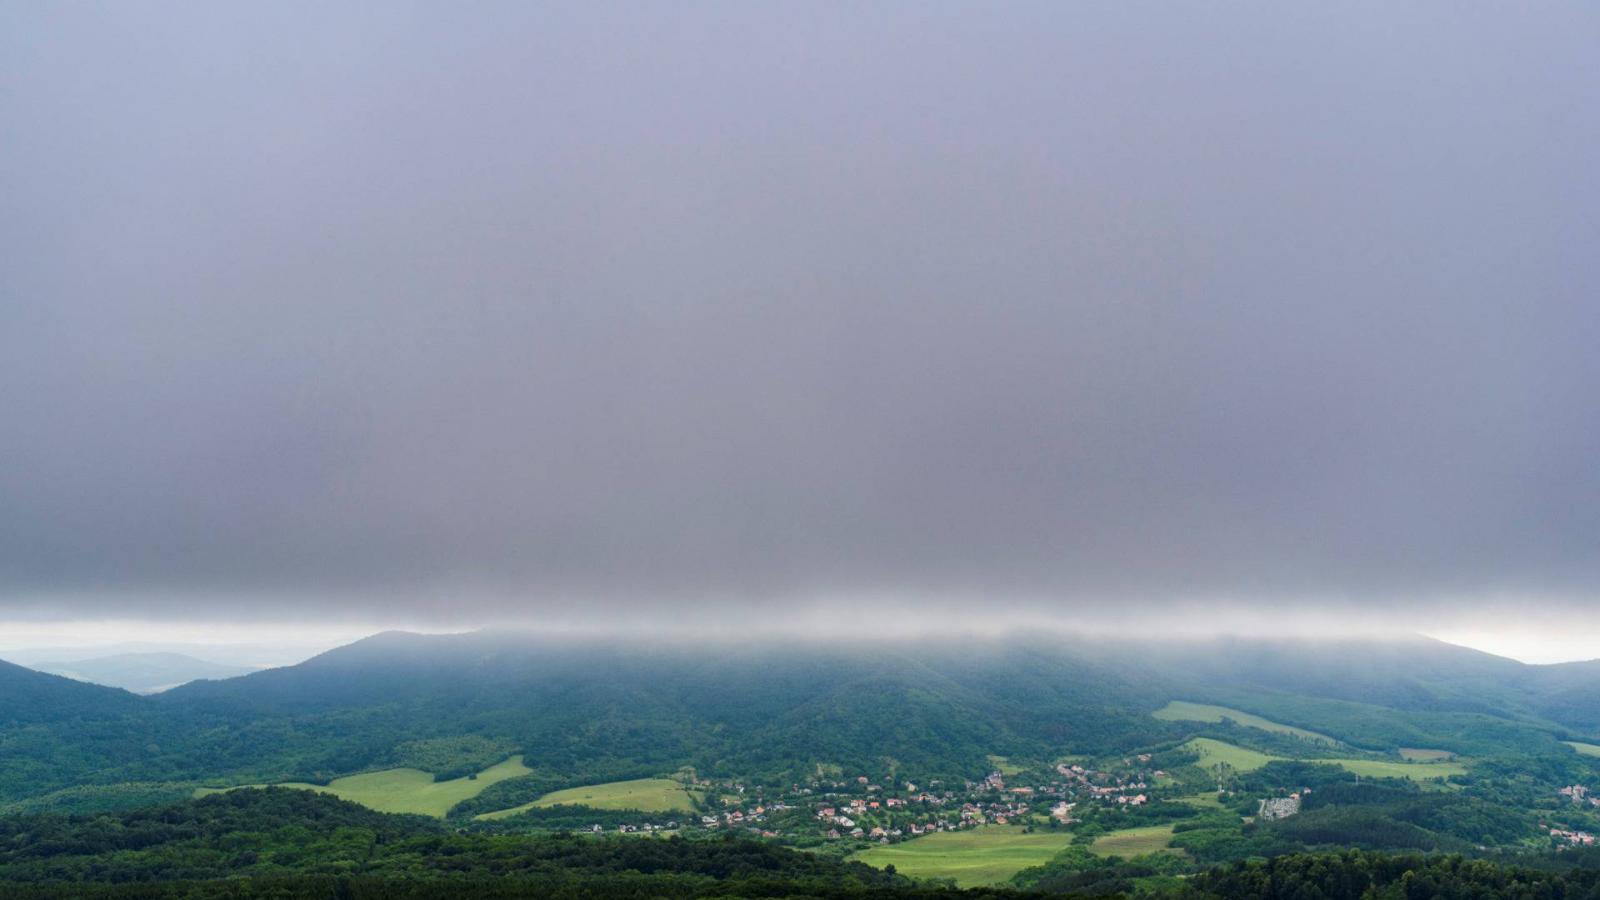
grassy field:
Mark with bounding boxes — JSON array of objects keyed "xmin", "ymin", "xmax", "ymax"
[
  {"xmin": 476, "ymin": 777, "xmax": 699, "ymax": 820},
  {"xmin": 1333, "ymin": 758, "xmax": 1466, "ymax": 781},
  {"xmin": 1155, "ymin": 701, "xmax": 1337, "ymax": 744},
  {"xmin": 198, "ymin": 756, "xmax": 531, "ymax": 818},
  {"xmin": 1566, "ymin": 741, "xmax": 1600, "ymax": 757},
  {"xmin": 1182, "ymin": 738, "xmax": 1464, "ymax": 782},
  {"xmin": 1399, "ymin": 748, "xmax": 1456, "ymax": 761},
  {"xmin": 1183, "ymin": 738, "xmax": 1282, "ymax": 773},
  {"xmin": 1089, "ymin": 824, "xmax": 1178, "ymax": 857},
  {"xmin": 987, "ymin": 755, "xmax": 1026, "ymax": 776},
  {"xmin": 1177, "ymin": 791, "xmax": 1227, "ymax": 809},
  {"xmin": 853, "ymin": 826, "xmax": 1075, "ymax": 887}
]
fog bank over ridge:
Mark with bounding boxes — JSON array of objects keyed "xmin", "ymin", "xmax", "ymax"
[
  {"xmin": 0, "ymin": 604, "xmax": 1594, "ymax": 665},
  {"xmin": 2, "ymin": 3, "xmax": 1596, "ymax": 635}
]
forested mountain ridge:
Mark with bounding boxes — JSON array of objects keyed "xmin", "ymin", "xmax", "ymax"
[
  {"xmin": 5, "ymin": 630, "xmax": 1600, "ymax": 812},
  {"xmin": 10, "ymin": 632, "xmax": 1600, "ymax": 896},
  {"xmin": 0, "ymin": 657, "xmax": 143, "ymax": 719}
]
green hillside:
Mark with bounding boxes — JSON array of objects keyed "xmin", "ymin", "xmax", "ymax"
[
  {"xmin": 1183, "ymin": 738, "xmax": 1282, "ymax": 772},
  {"xmin": 5, "ymin": 633, "xmax": 1600, "ymax": 897},
  {"xmin": 199, "ymin": 755, "xmax": 531, "ymax": 817},
  {"xmin": 1154, "ymin": 701, "xmax": 1337, "ymax": 744},
  {"xmin": 477, "ymin": 777, "xmax": 698, "ymax": 819},
  {"xmin": 1, "ymin": 630, "xmax": 1596, "ymax": 823}
]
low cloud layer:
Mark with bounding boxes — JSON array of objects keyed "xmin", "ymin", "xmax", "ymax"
[{"xmin": 2, "ymin": 2, "xmax": 1597, "ymax": 627}]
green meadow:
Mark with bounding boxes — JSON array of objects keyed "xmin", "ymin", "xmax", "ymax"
[
  {"xmin": 1154, "ymin": 701, "xmax": 1337, "ymax": 744},
  {"xmin": 477, "ymin": 777, "xmax": 699, "ymax": 820},
  {"xmin": 986, "ymin": 755, "xmax": 1026, "ymax": 776},
  {"xmin": 1090, "ymin": 824, "xmax": 1179, "ymax": 857},
  {"xmin": 198, "ymin": 756, "xmax": 530, "ymax": 818},
  {"xmin": 1333, "ymin": 757, "xmax": 1466, "ymax": 781},
  {"xmin": 1182, "ymin": 738, "xmax": 1282, "ymax": 772},
  {"xmin": 853, "ymin": 825, "xmax": 1075, "ymax": 887},
  {"xmin": 1565, "ymin": 741, "xmax": 1600, "ymax": 757},
  {"xmin": 1182, "ymin": 738, "xmax": 1465, "ymax": 782},
  {"xmin": 1177, "ymin": 791, "xmax": 1227, "ymax": 809}
]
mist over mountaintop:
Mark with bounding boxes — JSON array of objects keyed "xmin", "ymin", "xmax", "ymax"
[
  {"xmin": 1, "ymin": 1, "xmax": 1597, "ymax": 642},
  {"xmin": 5, "ymin": 628, "xmax": 1600, "ymax": 808}
]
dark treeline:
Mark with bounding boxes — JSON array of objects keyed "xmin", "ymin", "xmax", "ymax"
[
  {"xmin": 1179, "ymin": 850, "xmax": 1600, "ymax": 900},
  {"xmin": 15, "ymin": 792, "xmax": 1600, "ymax": 899},
  {"xmin": 0, "ymin": 790, "xmax": 969, "ymax": 897}
]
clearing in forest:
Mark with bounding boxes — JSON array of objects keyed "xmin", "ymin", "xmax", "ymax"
[
  {"xmin": 1154, "ymin": 701, "xmax": 1337, "ymax": 744},
  {"xmin": 1089, "ymin": 824, "xmax": 1179, "ymax": 857},
  {"xmin": 197, "ymin": 755, "xmax": 531, "ymax": 818},
  {"xmin": 854, "ymin": 825, "xmax": 1075, "ymax": 887},
  {"xmin": 477, "ymin": 777, "xmax": 700, "ymax": 819}
]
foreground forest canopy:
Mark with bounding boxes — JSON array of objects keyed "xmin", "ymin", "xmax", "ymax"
[
  {"xmin": 11, "ymin": 791, "xmax": 1600, "ymax": 898},
  {"xmin": 8, "ymin": 631, "xmax": 1600, "ymax": 895}
]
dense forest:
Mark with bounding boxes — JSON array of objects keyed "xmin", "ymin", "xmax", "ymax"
[
  {"xmin": 11, "ymin": 632, "xmax": 1600, "ymax": 897},
  {"xmin": 0, "ymin": 790, "xmax": 985, "ymax": 898},
  {"xmin": 1179, "ymin": 850, "xmax": 1600, "ymax": 899},
  {"xmin": 8, "ymin": 630, "xmax": 1600, "ymax": 813},
  {"xmin": 13, "ymin": 793, "xmax": 1600, "ymax": 898}
]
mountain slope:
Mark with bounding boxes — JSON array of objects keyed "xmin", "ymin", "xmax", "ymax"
[
  {"xmin": 7, "ymin": 631, "xmax": 1600, "ymax": 810},
  {"xmin": 0, "ymin": 660, "xmax": 178, "ymax": 801},
  {"xmin": 160, "ymin": 632, "xmax": 1179, "ymax": 780}
]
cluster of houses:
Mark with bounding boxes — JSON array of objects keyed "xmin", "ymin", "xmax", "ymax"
[
  {"xmin": 1544, "ymin": 788, "xmax": 1598, "ymax": 846},
  {"xmin": 700, "ymin": 800, "xmax": 791, "ymax": 831},
  {"xmin": 604, "ymin": 822, "xmax": 678, "ymax": 834},
  {"xmin": 1551, "ymin": 827, "xmax": 1596, "ymax": 846},
  {"xmin": 629, "ymin": 755, "xmax": 1185, "ymax": 846},
  {"xmin": 1056, "ymin": 761, "xmax": 1153, "ymax": 807},
  {"xmin": 809, "ymin": 784, "xmax": 1041, "ymax": 841},
  {"xmin": 1558, "ymin": 785, "xmax": 1600, "ymax": 808}
]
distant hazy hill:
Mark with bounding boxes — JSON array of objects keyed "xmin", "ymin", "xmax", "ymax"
[
  {"xmin": 29, "ymin": 652, "xmax": 256, "ymax": 694},
  {"xmin": 2, "ymin": 640, "xmax": 331, "ymax": 671}
]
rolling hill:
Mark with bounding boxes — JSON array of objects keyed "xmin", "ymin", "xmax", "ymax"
[{"xmin": 5, "ymin": 630, "xmax": 1600, "ymax": 813}]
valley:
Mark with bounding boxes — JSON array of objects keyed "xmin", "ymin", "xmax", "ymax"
[{"xmin": 8, "ymin": 630, "xmax": 1600, "ymax": 894}]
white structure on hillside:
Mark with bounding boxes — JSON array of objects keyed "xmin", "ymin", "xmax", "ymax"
[{"xmin": 1258, "ymin": 794, "xmax": 1301, "ymax": 821}]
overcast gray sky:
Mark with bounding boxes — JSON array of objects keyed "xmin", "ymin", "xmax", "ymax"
[{"xmin": 2, "ymin": 2, "xmax": 1597, "ymax": 645}]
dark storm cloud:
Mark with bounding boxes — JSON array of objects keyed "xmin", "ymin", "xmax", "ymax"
[{"xmin": 2, "ymin": 2, "xmax": 1597, "ymax": 622}]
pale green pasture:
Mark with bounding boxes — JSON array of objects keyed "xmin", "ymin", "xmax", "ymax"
[
  {"xmin": 854, "ymin": 825, "xmax": 1075, "ymax": 887},
  {"xmin": 197, "ymin": 755, "xmax": 530, "ymax": 818},
  {"xmin": 1182, "ymin": 739, "xmax": 1465, "ymax": 782},
  {"xmin": 1154, "ymin": 701, "xmax": 1336, "ymax": 744},
  {"xmin": 1089, "ymin": 824, "xmax": 1178, "ymax": 857},
  {"xmin": 1183, "ymin": 738, "xmax": 1281, "ymax": 772},
  {"xmin": 1334, "ymin": 758, "xmax": 1466, "ymax": 780},
  {"xmin": 987, "ymin": 755, "xmax": 1026, "ymax": 776},
  {"xmin": 477, "ymin": 777, "xmax": 699, "ymax": 820}
]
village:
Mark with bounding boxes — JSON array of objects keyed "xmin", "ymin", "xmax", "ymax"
[{"xmin": 565, "ymin": 756, "xmax": 1173, "ymax": 846}]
